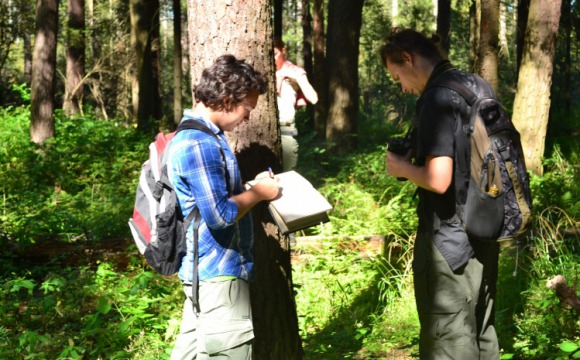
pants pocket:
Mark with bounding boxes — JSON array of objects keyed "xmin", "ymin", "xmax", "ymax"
[{"xmin": 200, "ymin": 318, "xmax": 254, "ymax": 355}]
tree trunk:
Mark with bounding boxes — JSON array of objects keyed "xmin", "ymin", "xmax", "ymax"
[
  {"xmin": 560, "ymin": 0, "xmax": 571, "ymax": 113},
  {"xmin": 392, "ymin": 0, "xmax": 399, "ymax": 27},
  {"xmin": 477, "ymin": 0, "xmax": 499, "ymax": 93},
  {"xmin": 312, "ymin": 0, "xmax": 326, "ymax": 140},
  {"xmin": 173, "ymin": 0, "xmax": 183, "ymax": 127},
  {"xmin": 30, "ymin": 0, "xmax": 59, "ymax": 144},
  {"xmin": 301, "ymin": 0, "xmax": 314, "ymax": 128},
  {"xmin": 436, "ymin": 0, "xmax": 451, "ymax": 54},
  {"xmin": 512, "ymin": 0, "xmax": 562, "ymax": 176},
  {"xmin": 469, "ymin": 0, "xmax": 480, "ymax": 73},
  {"xmin": 130, "ymin": 0, "xmax": 162, "ymax": 134},
  {"xmin": 325, "ymin": 0, "xmax": 364, "ymax": 153},
  {"xmin": 274, "ymin": 0, "xmax": 283, "ymax": 39},
  {"xmin": 181, "ymin": 6, "xmax": 190, "ymax": 105},
  {"xmin": 187, "ymin": 1, "xmax": 304, "ymax": 359},
  {"xmin": 499, "ymin": 0, "xmax": 509, "ymax": 60},
  {"xmin": 516, "ymin": 0, "xmax": 530, "ymax": 73},
  {"xmin": 64, "ymin": 0, "xmax": 85, "ymax": 117}
]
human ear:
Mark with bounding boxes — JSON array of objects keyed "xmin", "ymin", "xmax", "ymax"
[{"xmin": 402, "ymin": 51, "xmax": 413, "ymax": 65}]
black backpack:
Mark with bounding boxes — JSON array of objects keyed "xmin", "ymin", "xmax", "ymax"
[{"xmin": 431, "ymin": 77, "xmax": 533, "ymax": 241}]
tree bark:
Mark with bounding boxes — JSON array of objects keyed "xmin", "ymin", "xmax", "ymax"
[
  {"xmin": 130, "ymin": 0, "xmax": 162, "ymax": 134},
  {"xmin": 312, "ymin": 0, "xmax": 326, "ymax": 140},
  {"xmin": 325, "ymin": 0, "xmax": 364, "ymax": 153},
  {"xmin": 274, "ymin": 0, "xmax": 283, "ymax": 40},
  {"xmin": 512, "ymin": 0, "xmax": 562, "ymax": 176},
  {"xmin": 30, "ymin": 0, "xmax": 59, "ymax": 144},
  {"xmin": 301, "ymin": 0, "xmax": 314, "ymax": 128},
  {"xmin": 436, "ymin": 0, "xmax": 451, "ymax": 54},
  {"xmin": 64, "ymin": 0, "xmax": 85, "ymax": 117},
  {"xmin": 173, "ymin": 0, "xmax": 183, "ymax": 127},
  {"xmin": 477, "ymin": 0, "xmax": 499, "ymax": 93},
  {"xmin": 187, "ymin": 1, "xmax": 304, "ymax": 359},
  {"xmin": 516, "ymin": 0, "xmax": 530, "ymax": 73},
  {"xmin": 469, "ymin": 0, "xmax": 480, "ymax": 73},
  {"xmin": 560, "ymin": 0, "xmax": 571, "ymax": 113}
]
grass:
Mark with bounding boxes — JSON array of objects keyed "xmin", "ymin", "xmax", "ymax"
[{"xmin": 0, "ymin": 105, "xmax": 578, "ymax": 358}]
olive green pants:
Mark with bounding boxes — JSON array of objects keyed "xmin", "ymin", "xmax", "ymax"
[{"xmin": 413, "ymin": 231, "xmax": 500, "ymax": 359}]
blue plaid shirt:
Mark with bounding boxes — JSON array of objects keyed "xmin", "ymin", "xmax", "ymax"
[{"xmin": 167, "ymin": 112, "xmax": 254, "ymax": 282}]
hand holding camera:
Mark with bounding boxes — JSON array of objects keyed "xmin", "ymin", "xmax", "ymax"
[{"xmin": 386, "ymin": 127, "xmax": 415, "ymax": 181}]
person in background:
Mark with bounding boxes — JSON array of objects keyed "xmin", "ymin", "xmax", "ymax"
[
  {"xmin": 274, "ymin": 37, "xmax": 318, "ymax": 172},
  {"xmin": 168, "ymin": 54, "xmax": 280, "ymax": 360},
  {"xmin": 381, "ymin": 29, "xmax": 501, "ymax": 359}
]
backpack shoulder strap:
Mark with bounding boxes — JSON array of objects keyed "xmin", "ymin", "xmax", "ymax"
[
  {"xmin": 175, "ymin": 119, "xmax": 231, "ymax": 194},
  {"xmin": 426, "ymin": 78, "xmax": 479, "ymax": 106}
]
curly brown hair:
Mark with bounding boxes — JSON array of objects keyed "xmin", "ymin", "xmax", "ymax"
[{"xmin": 194, "ymin": 54, "xmax": 268, "ymax": 111}]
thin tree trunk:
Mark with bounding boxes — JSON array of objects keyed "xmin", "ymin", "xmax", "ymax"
[
  {"xmin": 274, "ymin": 0, "xmax": 283, "ymax": 39},
  {"xmin": 477, "ymin": 0, "xmax": 499, "ymax": 93},
  {"xmin": 499, "ymin": 0, "xmax": 509, "ymax": 60},
  {"xmin": 301, "ymin": 0, "xmax": 314, "ymax": 127},
  {"xmin": 64, "ymin": 0, "xmax": 85, "ymax": 117},
  {"xmin": 325, "ymin": 0, "xmax": 364, "ymax": 153},
  {"xmin": 30, "ymin": 0, "xmax": 59, "ymax": 144},
  {"xmin": 312, "ymin": 0, "xmax": 326, "ymax": 140},
  {"xmin": 187, "ymin": 1, "xmax": 304, "ymax": 358},
  {"xmin": 392, "ymin": 0, "xmax": 399, "ymax": 27},
  {"xmin": 469, "ymin": 0, "xmax": 480, "ymax": 73},
  {"xmin": 173, "ymin": 0, "xmax": 183, "ymax": 127},
  {"xmin": 560, "ymin": 0, "xmax": 571, "ymax": 113},
  {"xmin": 437, "ymin": 0, "xmax": 451, "ymax": 54},
  {"xmin": 512, "ymin": 0, "xmax": 562, "ymax": 176},
  {"xmin": 516, "ymin": 0, "xmax": 530, "ymax": 73}
]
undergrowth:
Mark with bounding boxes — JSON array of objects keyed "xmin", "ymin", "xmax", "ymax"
[{"xmin": 0, "ymin": 105, "xmax": 578, "ymax": 359}]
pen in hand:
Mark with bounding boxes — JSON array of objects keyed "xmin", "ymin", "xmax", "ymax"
[{"xmin": 268, "ymin": 167, "xmax": 274, "ymax": 179}]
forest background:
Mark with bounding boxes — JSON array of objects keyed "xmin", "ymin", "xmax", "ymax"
[{"xmin": 0, "ymin": 0, "xmax": 578, "ymax": 359}]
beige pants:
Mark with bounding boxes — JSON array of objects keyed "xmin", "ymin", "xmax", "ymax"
[{"xmin": 170, "ymin": 279, "xmax": 253, "ymax": 360}]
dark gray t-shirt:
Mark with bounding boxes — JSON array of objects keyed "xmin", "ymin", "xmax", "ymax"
[{"xmin": 414, "ymin": 61, "xmax": 485, "ymax": 270}]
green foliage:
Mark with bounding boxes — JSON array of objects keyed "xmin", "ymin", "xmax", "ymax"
[
  {"xmin": 0, "ymin": 106, "xmax": 149, "ymax": 244},
  {"xmin": 0, "ymin": 254, "xmax": 183, "ymax": 359}
]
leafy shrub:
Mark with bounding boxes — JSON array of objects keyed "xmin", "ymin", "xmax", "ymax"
[{"xmin": 0, "ymin": 106, "xmax": 149, "ymax": 244}]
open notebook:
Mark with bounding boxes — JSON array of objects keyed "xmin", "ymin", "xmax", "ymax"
[{"xmin": 248, "ymin": 171, "xmax": 332, "ymax": 235}]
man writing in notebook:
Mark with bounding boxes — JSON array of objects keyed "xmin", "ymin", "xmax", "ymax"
[{"xmin": 168, "ymin": 54, "xmax": 280, "ymax": 360}]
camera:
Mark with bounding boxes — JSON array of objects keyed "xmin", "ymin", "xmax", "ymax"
[
  {"xmin": 387, "ymin": 137, "xmax": 412, "ymax": 156},
  {"xmin": 387, "ymin": 127, "xmax": 416, "ymax": 181}
]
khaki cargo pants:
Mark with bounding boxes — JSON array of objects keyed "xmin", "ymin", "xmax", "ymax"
[{"xmin": 170, "ymin": 278, "xmax": 254, "ymax": 360}]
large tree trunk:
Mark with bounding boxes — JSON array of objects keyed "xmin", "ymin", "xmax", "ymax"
[
  {"xmin": 187, "ymin": 2, "xmax": 304, "ymax": 359},
  {"xmin": 325, "ymin": 0, "xmax": 364, "ymax": 153},
  {"xmin": 172, "ymin": 0, "xmax": 183, "ymax": 127},
  {"xmin": 436, "ymin": 0, "xmax": 451, "ymax": 54},
  {"xmin": 30, "ymin": 0, "xmax": 59, "ymax": 144},
  {"xmin": 64, "ymin": 0, "xmax": 85, "ymax": 117},
  {"xmin": 512, "ymin": 0, "xmax": 562, "ymax": 176},
  {"xmin": 477, "ymin": 0, "xmax": 499, "ymax": 93},
  {"xmin": 130, "ymin": 0, "xmax": 162, "ymax": 134},
  {"xmin": 312, "ymin": 0, "xmax": 326, "ymax": 140}
]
